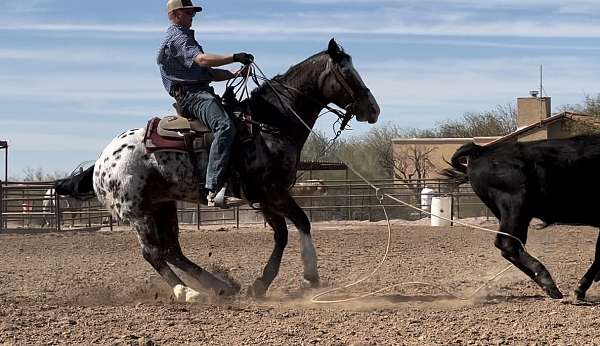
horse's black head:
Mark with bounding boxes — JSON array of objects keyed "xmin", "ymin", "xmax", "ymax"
[{"xmin": 322, "ymin": 38, "xmax": 380, "ymax": 124}]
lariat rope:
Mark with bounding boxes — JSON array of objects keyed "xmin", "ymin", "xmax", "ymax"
[
  {"xmin": 228, "ymin": 62, "xmax": 352, "ymax": 151},
  {"xmin": 231, "ymin": 62, "xmax": 540, "ymax": 304}
]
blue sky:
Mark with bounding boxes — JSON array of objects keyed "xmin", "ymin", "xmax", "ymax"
[{"xmin": 2, "ymin": 0, "xmax": 600, "ymax": 179}]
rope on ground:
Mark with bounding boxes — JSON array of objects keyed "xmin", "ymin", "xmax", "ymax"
[{"xmin": 310, "ymin": 193, "xmax": 515, "ymax": 304}]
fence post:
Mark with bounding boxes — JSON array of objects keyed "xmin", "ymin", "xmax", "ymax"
[
  {"xmin": 54, "ymin": 191, "xmax": 61, "ymax": 231},
  {"xmin": 368, "ymin": 185, "xmax": 372, "ymax": 222},
  {"xmin": 0, "ymin": 180, "xmax": 3, "ymax": 232},
  {"xmin": 455, "ymin": 190, "xmax": 461, "ymax": 221},
  {"xmin": 347, "ymin": 178, "xmax": 352, "ymax": 221},
  {"xmin": 87, "ymin": 201, "xmax": 91, "ymax": 227},
  {"xmin": 197, "ymin": 203, "xmax": 201, "ymax": 230},
  {"xmin": 20, "ymin": 189, "xmax": 26, "ymax": 228}
]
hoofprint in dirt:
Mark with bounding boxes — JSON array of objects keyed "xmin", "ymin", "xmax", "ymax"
[{"xmin": 1, "ymin": 222, "xmax": 600, "ymax": 345}]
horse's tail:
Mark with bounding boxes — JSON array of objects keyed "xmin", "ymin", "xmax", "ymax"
[
  {"xmin": 440, "ymin": 142, "xmax": 482, "ymax": 186},
  {"xmin": 54, "ymin": 165, "xmax": 96, "ymax": 201}
]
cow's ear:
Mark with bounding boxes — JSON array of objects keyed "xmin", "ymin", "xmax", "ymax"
[{"xmin": 327, "ymin": 38, "xmax": 343, "ymax": 62}]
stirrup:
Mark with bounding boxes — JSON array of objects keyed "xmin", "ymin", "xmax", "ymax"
[{"xmin": 207, "ymin": 187, "xmax": 245, "ymax": 209}]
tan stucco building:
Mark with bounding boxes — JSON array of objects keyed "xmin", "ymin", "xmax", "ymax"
[{"xmin": 392, "ymin": 94, "xmax": 595, "ymax": 180}]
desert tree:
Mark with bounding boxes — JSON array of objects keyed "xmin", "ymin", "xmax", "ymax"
[
  {"xmin": 393, "ymin": 144, "xmax": 436, "ymax": 191},
  {"xmin": 558, "ymin": 94, "xmax": 600, "ymax": 135},
  {"xmin": 436, "ymin": 104, "xmax": 517, "ymax": 138},
  {"xmin": 22, "ymin": 167, "xmax": 68, "ymax": 182}
]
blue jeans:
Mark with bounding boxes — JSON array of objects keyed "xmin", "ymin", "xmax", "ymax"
[{"xmin": 178, "ymin": 89, "xmax": 236, "ymax": 192}]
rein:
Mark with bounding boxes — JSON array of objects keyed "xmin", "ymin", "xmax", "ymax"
[{"xmin": 228, "ymin": 57, "xmax": 365, "ymax": 140}]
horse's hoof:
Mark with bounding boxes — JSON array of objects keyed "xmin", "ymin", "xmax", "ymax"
[
  {"xmin": 173, "ymin": 284, "xmax": 187, "ymax": 302},
  {"xmin": 247, "ymin": 279, "xmax": 267, "ymax": 298},
  {"xmin": 573, "ymin": 290, "xmax": 586, "ymax": 302},
  {"xmin": 562, "ymin": 293, "xmax": 592, "ymax": 306},
  {"xmin": 186, "ymin": 288, "xmax": 204, "ymax": 302},
  {"xmin": 302, "ymin": 278, "xmax": 320, "ymax": 289},
  {"xmin": 217, "ymin": 283, "xmax": 240, "ymax": 297},
  {"xmin": 173, "ymin": 284, "xmax": 205, "ymax": 303},
  {"xmin": 544, "ymin": 286, "xmax": 563, "ymax": 299}
]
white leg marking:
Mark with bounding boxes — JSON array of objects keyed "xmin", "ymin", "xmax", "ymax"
[
  {"xmin": 185, "ymin": 287, "xmax": 203, "ymax": 302},
  {"xmin": 173, "ymin": 284, "xmax": 186, "ymax": 302},
  {"xmin": 299, "ymin": 232, "xmax": 319, "ymax": 282},
  {"xmin": 173, "ymin": 284, "xmax": 203, "ymax": 303}
]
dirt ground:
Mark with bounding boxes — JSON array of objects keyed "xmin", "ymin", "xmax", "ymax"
[{"xmin": 2, "ymin": 219, "xmax": 600, "ymax": 345}]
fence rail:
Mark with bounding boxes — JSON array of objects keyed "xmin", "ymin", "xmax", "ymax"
[{"xmin": 0, "ymin": 179, "xmax": 490, "ymax": 233}]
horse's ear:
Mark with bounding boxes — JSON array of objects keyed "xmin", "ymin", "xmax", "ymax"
[{"xmin": 327, "ymin": 38, "xmax": 343, "ymax": 62}]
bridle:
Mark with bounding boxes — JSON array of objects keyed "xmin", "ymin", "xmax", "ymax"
[
  {"xmin": 228, "ymin": 54, "xmax": 371, "ymax": 139},
  {"xmin": 228, "ymin": 54, "xmax": 372, "ymax": 183},
  {"xmin": 319, "ymin": 57, "xmax": 371, "ymax": 130}
]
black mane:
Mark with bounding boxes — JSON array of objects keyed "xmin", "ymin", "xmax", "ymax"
[
  {"xmin": 247, "ymin": 51, "xmax": 333, "ymax": 143},
  {"xmin": 251, "ymin": 51, "xmax": 328, "ymax": 98}
]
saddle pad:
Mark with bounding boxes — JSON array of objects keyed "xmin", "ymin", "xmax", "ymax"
[{"xmin": 143, "ymin": 117, "xmax": 213, "ymax": 154}]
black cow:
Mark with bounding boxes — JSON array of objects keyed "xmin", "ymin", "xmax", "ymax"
[{"xmin": 443, "ymin": 135, "xmax": 600, "ymax": 301}]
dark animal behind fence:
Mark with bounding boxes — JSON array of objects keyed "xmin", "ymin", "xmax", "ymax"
[{"xmin": 442, "ymin": 135, "xmax": 600, "ymax": 301}]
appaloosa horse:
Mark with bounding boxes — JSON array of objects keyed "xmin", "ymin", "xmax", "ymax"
[{"xmin": 56, "ymin": 39, "xmax": 380, "ymax": 301}]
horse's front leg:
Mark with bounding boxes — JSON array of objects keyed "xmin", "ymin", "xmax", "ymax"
[
  {"xmin": 287, "ymin": 198, "xmax": 320, "ymax": 288},
  {"xmin": 248, "ymin": 208, "xmax": 288, "ymax": 298}
]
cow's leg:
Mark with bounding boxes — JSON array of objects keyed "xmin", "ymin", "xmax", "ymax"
[
  {"xmin": 286, "ymin": 198, "xmax": 320, "ymax": 288},
  {"xmin": 248, "ymin": 208, "xmax": 289, "ymax": 298},
  {"xmin": 495, "ymin": 209, "xmax": 562, "ymax": 299},
  {"xmin": 153, "ymin": 201, "xmax": 239, "ymax": 297},
  {"xmin": 574, "ymin": 231, "xmax": 600, "ymax": 301}
]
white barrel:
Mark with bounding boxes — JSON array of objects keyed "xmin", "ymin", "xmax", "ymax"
[
  {"xmin": 431, "ymin": 197, "xmax": 452, "ymax": 227},
  {"xmin": 420, "ymin": 188, "xmax": 435, "ymax": 212}
]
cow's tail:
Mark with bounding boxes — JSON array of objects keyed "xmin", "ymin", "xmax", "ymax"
[
  {"xmin": 440, "ymin": 142, "xmax": 482, "ymax": 186},
  {"xmin": 54, "ymin": 165, "xmax": 96, "ymax": 201}
]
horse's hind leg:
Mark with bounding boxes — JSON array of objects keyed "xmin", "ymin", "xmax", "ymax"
[
  {"xmin": 131, "ymin": 214, "xmax": 185, "ymax": 292},
  {"xmin": 574, "ymin": 231, "xmax": 600, "ymax": 301},
  {"xmin": 153, "ymin": 201, "xmax": 239, "ymax": 297},
  {"xmin": 248, "ymin": 209, "xmax": 288, "ymax": 298}
]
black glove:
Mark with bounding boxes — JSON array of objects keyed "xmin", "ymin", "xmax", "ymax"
[{"xmin": 233, "ymin": 52, "xmax": 254, "ymax": 65}]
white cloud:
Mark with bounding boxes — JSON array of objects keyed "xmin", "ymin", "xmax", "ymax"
[
  {"xmin": 6, "ymin": 0, "xmax": 52, "ymax": 13},
  {"xmin": 2, "ymin": 13, "xmax": 600, "ymax": 39},
  {"xmin": 285, "ymin": 0, "xmax": 600, "ymax": 9},
  {"xmin": 0, "ymin": 72, "xmax": 166, "ymax": 104},
  {"xmin": 6, "ymin": 132, "xmax": 109, "ymax": 152},
  {"xmin": 0, "ymin": 23, "xmax": 163, "ymax": 33},
  {"xmin": 0, "ymin": 48, "xmax": 146, "ymax": 64}
]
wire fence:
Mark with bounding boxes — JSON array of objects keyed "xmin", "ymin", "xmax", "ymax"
[{"xmin": 0, "ymin": 179, "xmax": 490, "ymax": 233}]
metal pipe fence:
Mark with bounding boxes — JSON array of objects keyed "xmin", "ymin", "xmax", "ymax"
[
  {"xmin": 0, "ymin": 182, "xmax": 115, "ymax": 233},
  {"xmin": 0, "ymin": 179, "xmax": 490, "ymax": 233}
]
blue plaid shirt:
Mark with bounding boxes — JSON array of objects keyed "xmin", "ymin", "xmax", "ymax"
[{"xmin": 157, "ymin": 25, "xmax": 214, "ymax": 95}]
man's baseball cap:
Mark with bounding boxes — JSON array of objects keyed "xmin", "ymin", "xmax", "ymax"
[{"xmin": 167, "ymin": 0, "xmax": 202, "ymax": 14}]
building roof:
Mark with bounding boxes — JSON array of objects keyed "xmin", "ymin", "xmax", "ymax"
[
  {"xmin": 392, "ymin": 137, "xmax": 500, "ymax": 144},
  {"xmin": 488, "ymin": 111, "xmax": 594, "ymax": 145},
  {"xmin": 390, "ymin": 111, "xmax": 597, "ymax": 147}
]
